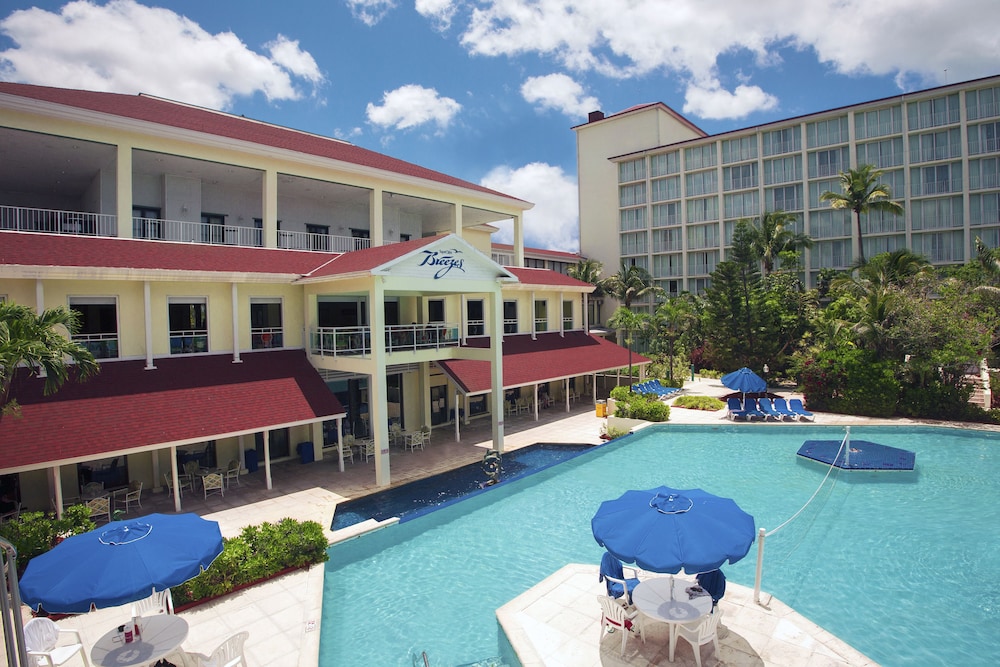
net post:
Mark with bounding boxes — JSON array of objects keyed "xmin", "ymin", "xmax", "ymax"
[{"xmin": 753, "ymin": 527, "xmax": 766, "ymax": 605}]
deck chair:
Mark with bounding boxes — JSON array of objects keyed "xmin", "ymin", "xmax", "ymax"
[
  {"xmin": 123, "ymin": 480, "xmax": 143, "ymax": 513},
  {"xmin": 771, "ymin": 398, "xmax": 798, "ymax": 420},
  {"xmin": 191, "ymin": 630, "xmax": 249, "ymax": 667},
  {"xmin": 597, "ymin": 595, "xmax": 643, "ymax": 656},
  {"xmin": 361, "ymin": 439, "xmax": 376, "ymax": 462},
  {"xmin": 131, "ymin": 588, "xmax": 174, "ymax": 616},
  {"xmin": 726, "ymin": 397, "xmax": 749, "ymax": 421},
  {"xmin": 202, "ymin": 473, "xmax": 224, "ymax": 499},
  {"xmin": 23, "ymin": 617, "xmax": 90, "ymax": 667},
  {"xmin": 670, "ymin": 607, "xmax": 723, "ymax": 667},
  {"xmin": 339, "ymin": 437, "xmax": 355, "ymax": 464},
  {"xmin": 86, "ymin": 496, "xmax": 111, "ymax": 523},
  {"xmin": 742, "ymin": 398, "xmax": 766, "ymax": 421},
  {"xmin": 224, "ymin": 459, "xmax": 241, "ymax": 488},
  {"xmin": 406, "ymin": 430, "xmax": 426, "ymax": 451},
  {"xmin": 757, "ymin": 398, "xmax": 781, "ymax": 421},
  {"xmin": 599, "ymin": 551, "xmax": 640, "ymax": 605},
  {"xmin": 789, "ymin": 398, "xmax": 815, "ymax": 421}
]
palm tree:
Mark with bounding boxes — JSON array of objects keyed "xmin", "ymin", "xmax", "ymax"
[
  {"xmin": 820, "ymin": 164, "xmax": 904, "ymax": 266},
  {"xmin": 654, "ymin": 298, "xmax": 695, "ymax": 382},
  {"xmin": 607, "ymin": 306, "xmax": 648, "ymax": 390},
  {"xmin": 599, "ymin": 263, "xmax": 663, "ymax": 309},
  {"xmin": 0, "ymin": 302, "xmax": 99, "ymax": 417},
  {"xmin": 568, "ymin": 258, "xmax": 605, "ymax": 325},
  {"xmin": 746, "ymin": 210, "xmax": 813, "ymax": 274}
]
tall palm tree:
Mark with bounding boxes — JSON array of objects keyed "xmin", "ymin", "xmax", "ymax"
[
  {"xmin": 746, "ymin": 210, "xmax": 813, "ymax": 274},
  {"xmin": 568, "ymin": 258, "xmax": 605, "ymax": 324},
  {"xmin": 820, "ymin": 164, "xmax": 904, "ymax": 265},
  {"xmin": 599, "ymin": 263, "xmax": 663, "ymax": 309},
  {"xmin": 0, "ymin": 302, "xmax": 99, "ymax": 417}
]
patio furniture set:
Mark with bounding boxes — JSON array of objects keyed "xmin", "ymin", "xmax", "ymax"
[
  {"xmin": 340, "ymin": 424, "xmax": 432, "ymax": 464},
  {"xmin": 163, "ymin": 459, "xmax": 242, "ymax": 500},
  {"xmin": 726, "ymin": 397, "xmax": 815, "ymax": 422}
]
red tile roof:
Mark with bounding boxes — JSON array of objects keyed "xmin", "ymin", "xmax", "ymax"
[
  {"xmin": 436, "ymin": 331, "xmax": 650, "ymax": 393},
  {"xmin": 504, "ymin": 267, "xmax": 594, "ymax": 289},
  {"xmin": 0, "ymin": 350, "xmax": 344, "ymax": 472},
  {"xmin": 0, "ymin": 82, "xmax": 529, "ymax": 206},
  {"xmin": 0, "ymin": 231, "xmax": 328, "ymax": 276}
]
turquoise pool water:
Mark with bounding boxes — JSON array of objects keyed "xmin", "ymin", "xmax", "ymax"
[{"xmin": 320, "ymin": 425, "xmax": 1000, "ymax": 666}]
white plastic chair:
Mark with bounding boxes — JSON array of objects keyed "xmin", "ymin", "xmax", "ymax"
[
  {"xmin": 130, "ymin": 588, "xmax": 174, "ymax": 616},
  {"xmin": 670, "ymin": 607, "xmax": 723, "ymax": 667},
  {"xmin": 192, "ymin": 630, "xmax": 249, "ymax": 667},
  {"xmin": 202, "ymin": 472, "xmax": 224, "ymax": 499},
  {"xmin": 224, "ymin": 459, "xmax": 241, "ymax": 488},
  {"xmin": 597, "ymin": 595, "xmax": 643, "ymax": 656},
  {"xmin": 23, "ymin": 617, "xmax": 90, "ymax": 667},
  {"xmin": 123, "ymin": 481, "xmax": 143, "ymax": 513}
]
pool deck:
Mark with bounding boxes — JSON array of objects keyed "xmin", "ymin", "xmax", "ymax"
[{"xmin": 8, "ymin": 377, "xmax": 991, "ymax": 666}]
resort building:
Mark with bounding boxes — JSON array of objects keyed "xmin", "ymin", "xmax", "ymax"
[
  {"xmin": 575, "ymin": 74, "xmax": 1000, "ymax": 299},
  {"xmin": 0, "ymin": 82, "xmax": 643, "ymax": 515}
]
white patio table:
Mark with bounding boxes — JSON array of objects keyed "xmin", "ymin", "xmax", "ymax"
[
  {"xmin": 631, "ymin": 577, "xmax": 713, "ymax": 659},
  {"xmin": 91, "ymin": 614, "xmax": 188, "ymax": 667}
]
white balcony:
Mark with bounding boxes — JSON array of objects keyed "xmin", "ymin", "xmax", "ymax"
[
  {"xmin": 310, "ymin": 323, "xmax": 461, "ymax": 358},
  {"xmin": 1, "ymin": 205, "xmax": 116, "ymax": 236}
]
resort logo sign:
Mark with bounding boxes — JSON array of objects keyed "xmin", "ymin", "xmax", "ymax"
[{"xmin": 418, "ymin": 248, "xmax": 465, "ymax": 279}]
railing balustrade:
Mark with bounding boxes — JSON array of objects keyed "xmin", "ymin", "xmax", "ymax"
[
  {"xmin": 1, "ymin": 205, "xmax": 116, "ymax": 236},
  {"xmin": 311, "ymin": 323, "xmax": 461, "ymax": 357},
  {"xmin": 251, "ymin": 327, "xmax": 284, "ymax": 349},
  {"xmin": 72, "ymin": 333, "xmax": 119, "ymax": 359}
]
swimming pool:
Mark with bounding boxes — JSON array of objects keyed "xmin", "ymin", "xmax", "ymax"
[{"xmin": 320, "ymin": 425, "xmax": 1000, "ymax": 667}]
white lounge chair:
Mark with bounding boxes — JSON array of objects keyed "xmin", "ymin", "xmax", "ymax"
[
  {"xmin": 24, "ymin": 617, "xmax": 90, "ymax": 667},
  {"xmin": 670, "ymin": 608, "xmax": 723, "ymax": 667},
  {"xmin": 597, "ymin": 595, "xmax": 643, "ymax": 656}
]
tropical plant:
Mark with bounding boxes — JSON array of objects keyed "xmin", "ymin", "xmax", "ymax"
[
  {"xmin": 568, "ymin": 257, "xmax": 606, "ymax": 324},
  {"xmin": 607, "ymin": 306, "xmax": 649, "ymax": 390},
  {"xmin": 599, "ymin": 263, "xmax": 663, "ymax": 309},
  {"xmin": 652, "ymin": 298, "xmax": 696, "ymax": 382},
  {"xmin": 672, "ymin": 395, "xmax": 726, "ymax": 411},
  {"xmin": 0, "ymin": 302, "xmax": 99, "ymax": 418},
  {"xmin": 820, "ymin": 164, "xmax": 904, "ymax": 265},
  {"xmin": 745, "ymin": 210, "xmax": 813, "ymax": 274}
]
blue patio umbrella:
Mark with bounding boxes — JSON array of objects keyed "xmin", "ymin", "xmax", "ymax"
[
  {"xmin": 721, "ymin": 367, "xmax": 767, "ymax": 395},
  {"xmin": 591, "ymin": 486, "xmax": 755, "ymax": 574},
  {"xmin": 19, "ymin": 513, "xmax": 223, "ymax": 613}
]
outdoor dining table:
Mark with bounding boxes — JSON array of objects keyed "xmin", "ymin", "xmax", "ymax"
[
  {"xmin": 631, "ymin": 577, "xmax": 713, "ymax": 658},
  {"xmin": 90, "ymin": 614, "xmax": 188, "ymax": 667}
]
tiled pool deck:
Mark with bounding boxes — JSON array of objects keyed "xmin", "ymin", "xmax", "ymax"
[{"xmin": 7, "ymin": 378, "xmax": 993, "ymax": 666}]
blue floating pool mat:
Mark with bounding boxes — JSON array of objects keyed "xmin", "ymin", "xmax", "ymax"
[{"xmin": 797, "ymin": 440, "xmax": 915, "ymax": 470}]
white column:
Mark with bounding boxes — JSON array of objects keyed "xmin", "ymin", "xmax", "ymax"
[
  {"xmin": 51, "ymin": 466, "xmax": 63, "ymax": 520},
  {"xmin": 144, "ymin": 281, "xmax": 156, "ymax": 370},
  {"xmin": 336, "ymin": 418, "xmax": 345, "ymax": 473},
  {"xmin": 231, "ymin": 282, "xmax": 242, "ymax": 363},
  {"xmin": 489, "ymin": 288, "xmax": 505, "ymax": 453},
  {"xmin": 533, "ymin": 383, "xmax": 539, "ymax": 421},
  {"xmin": 559, "ymin": 293, "xmax": 565, "ymax": 337},
  {"xmin": 151, "ymin": 449, "xmax": 160, "ymax": 492},
  {"xmin": 35, "ymin": 279, "xmax": 43, "ymax": 313},
  {"xmin": 263, "ymin": 169, "xmax": 278, "ymax": 248},
  {"xmin": 454, "ymin": 390, "xmax": 460, "ymax": 442},
  {"xmin": 530, "ymin": 291, "xmax": 537, "ymax": 340},
  {"xmin": 369, "ymin": 279, "xmax": 391, "ymax": 486},
  {"xmin": 237, "ymin": 435, "xmax": 246, "ymax": 473},
  {"xmin": 169, "ymin": 446, "xmax": 182, "ymax": 512},
  {"xmin": 513, "ymin": 214, "xmax": 524, "ymax": 267},
  {"xmin": 565, "ymin": 378, "xmax": 571, "ymax": 412},
  {"xmin": 583, "ymin": 293, "xmax": 590, "ymax": 334},
  {"xmin": 263, "ymin": 430, "xmax": 273, "ymax": 490},
  {"xmin": 116, "ymin": 142, "xmax": 134, "ymax": 239},
  {"xmin": 371, "ymin": 188, "xmax": 384, "ymax": 247}
]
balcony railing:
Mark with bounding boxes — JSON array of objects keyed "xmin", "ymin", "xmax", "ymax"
[
  {"xmin": 2, "ymin": 205, "xmax": 116, "ymax": 236},
  {"xmin": 278, "ymin": 230, "xmax": 370, "ymax": 253},
  {"xmin": 72, "ymin": 333, "xmax": 119, "ymax": 359},
  {"xmin": 251, "ymin": 327, "xmax": 284, "ymax": 350},
  {"xmin": 310, "ymin": 323, "xmax": 460, "ymax": 358},
  {"xmin": 969, "ymin": 137, "xmax": 1000, "ymax": 155}
]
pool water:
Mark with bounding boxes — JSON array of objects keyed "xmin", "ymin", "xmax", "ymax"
[{"xmin": 320, "ymin": 425, "xmax": 1000, "ymax": 667}]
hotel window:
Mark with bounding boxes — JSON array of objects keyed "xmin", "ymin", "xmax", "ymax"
[
  {"xmin": 562, "ymin": 301, "xmax": 573, "ymax": 330},
  {"xmin": 649, "ymin": 151, "xmax": 680, "ymax": 177},
  {"xmin": 967, "ymin": 86, "xmax": 1000, "ymax": 121},
  {"xmin": 652, "ymin": 228, "xmax": 682, "ymax": 253},
  {"xmin": 808, "ymin": 179, "xmax": 842, "ymax": 208},
  {"xmin": 971, "ymin": 193, "xmax": 1000, "ymax": 227},
  {"xmin": 657, "ymin": 279, "xmax": 681, "ymax": 298},
  {"xmin": 968, "ymin": 121, "xmax": 1000, "ymax": 156},
  {"xmin": 305, "ymin": 224, "xmax": 331, "ymax": 251},
  {"xmin": 766, "ymin": 185, "xmax": 803, "ymax": 212},
  {"xmin": 620, "ymin": 231, "xmax": 648, "ymax": 256},
  {"xmin": 856, "ymin": 138, "xmax": 904, "ymax": 169},
  {"xmin": 250, "ymin": 298, "xmax": 283, "ymax": 349},
  {"xmin": 809, "ymin": 210, "xmax": 852, "ymax": 239},
  {"xmin": 721, "ymin": 135, "xmax": 758, "ymax": 164},
  {"xmin": 763, "ymin": 155, "xmax": 802, "ymax": 185},
  {"xmin": 806, "ymin": 116, "xmax": 849, "ymax": 148},
  {"xmin": 427, "ymin": 299, "xmax": 445, "ymax": 323},
  {"xmin": 349, "ymin": 228, "xmax": 369, "ymax": 250},
  {"xmin": 724, "ymin": 191, "xmax": 759, "ymax": 220},
  {"xmin": 652, "ymin": 253, "xmax": 683, "ymax": 277},
  {"xmin": 687, "ymin": 224, "xmax": 719, "ymax": 250},
  {"xmin": 911, "ymin": 162, "xmax": 962, "ymax": 196},
  {"xmin": 651, "ymin": 202, "xmax": 681, "ymax": 227},
  {"xmin": 809, "ymin": 147, "xmax": 849, "ymax": 178},
  {"xmin": 533, "ymin": 300, "xmax": 547, "ymax": 332},
  {"xmin": 619, "ymin": 183, "xmax": 646, "ymax": 206},
  {"xmin": 911, "ymin": 230, "xmax": 964, "ymax": 263},
  {"xmin": 854, "ymin": 106, "xmax": 902, "ymax": 139},
  {"xmin": 168, "ymin": 297, "xmax": 208, "ymax": 355},
  {"xmin": 684, "ymin": 144, "xmax": 717, "ymax": 170},
  {"xmin": 861, "ymin": 205, "xmax": 906, "ymax": 234},
  {"xmin": 810, "ymin": 239, "xmax": 852, "ymax": 269},
  {"xmin": 503, "ymin": 300, "xmax": 518, "ymax": 334},
  {"xmin": 762, "ymin": 126, "xmax": 801, "ymax": 156},
  {"xmin": 690, "ymin": 277, "xmax": 712, "ymax": 295},
  {"xmin": 466, "ymin": 300, "xmax": 485, "ymax": 336},
  {"xmin": 909, "ymin": 128, "xmax": 962, "ymax": 163},
  {"xmin": 69, "ymin": 297, "xmax": 119, "ymax": 359},
  {"xmin": 619, "ymin": 207, "xmax": 646, "ymax": 231},
  {"xmin": 910, "ymin": 197, "xmax": 963, "ymax": 230},
  {"xmin": 722, "ymin": 163, "xmax": 757, "ymax": 191},
  {"xmin": 618, "ymin": 158, "xmax": 646, "ymax": 183},
  {"xmin": 688, "ymin": 251, "xmax": 718, "ymax": 276},
  {"xmin": 650, "ymin": 176, "xmax": 681, "ymax": 202},
  {"xmin": 686, "ymin": 196, "xmax": 719, "ymax": 223},
  {"xmin": 862, "ymin": 235, "xmax": 906, "ymax": 258},
  {"xmin": 977, "ymin": 226, "xmax": 1000, "ymax": 247},
  {"xmin": 685, "ymin": 170, "xmax": 718, "ymax": 196},
  {"xmin": 908, "ymin": 94, "xmax": 960, "ymax": 130}
]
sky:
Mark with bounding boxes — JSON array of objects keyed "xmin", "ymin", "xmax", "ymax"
[{"xmin": 1, "ymin": 0, "xmax": 999, "ymax": 254}]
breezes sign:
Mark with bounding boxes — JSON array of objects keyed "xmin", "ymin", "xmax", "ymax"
[{"xmin": 417, "ymin": 248, "xmax": 466, "ymax": 279}]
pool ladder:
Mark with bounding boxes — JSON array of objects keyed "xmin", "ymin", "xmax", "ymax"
[{"xmin": 413, "ymin": 650, "xmax": 430, "ymax": 666}]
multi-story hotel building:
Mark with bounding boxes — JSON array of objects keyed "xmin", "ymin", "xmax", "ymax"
[
  {"xmin": 0, "ymin": 83, "xmax": 643, "ymax": 514},
  {"xmin": 575, "ymin": 74, "xmax": 1000, "ymax": 300}
]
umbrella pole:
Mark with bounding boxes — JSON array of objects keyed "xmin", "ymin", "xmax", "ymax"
[{"xmin": 753, "ymin": 527, "xmax": 766, "ymax": 605}]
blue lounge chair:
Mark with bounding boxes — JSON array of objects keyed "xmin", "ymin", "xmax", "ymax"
[
  {"xmin": 789, "ymin": 399, "xmax": 815, "ymax": 421},
  {"xmin": 742, "ymin": 398, "xmax": 766, "ymax": 421},
  {"xmin": 771, "ymin": 398, "xmax": 797, "ymax": 420},
  {"xmin": 726, "ymin": 397, "xmax": 749, "ymax": 421},
  {"xmin": 599, "ymin": 552, "xmax": 640, "ymax": 604},
  {"xmin": 757, "ymin": 398, "xmax": 782, "ymax": 421}
]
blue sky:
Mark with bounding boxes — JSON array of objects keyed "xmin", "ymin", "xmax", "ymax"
[{"xmin": 2, "ymin": 0, "xmax": 998, "ymax": 252}]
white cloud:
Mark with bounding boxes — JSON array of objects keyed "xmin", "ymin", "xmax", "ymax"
[
  {"xmin": 683, "ymin": 80, "xmax": 777, "ymax": 120},
  {"xmin": 344, "ymin": 0, "xmax": 397, "ymax": 27},
  {"xmin": 454, "ymin": 0, "xmax": 1000, "ymax": 118},
  {"xmin": 521, "ymin": 73, "xmax": 600, "ymax": 118},
  {"xmin": 0, "ymin": 0, "xmax": 323, "ymax": 110},
  {"xmin": 366, "ymin": 84, "xmax": 462, "ymax": 131},
  {"xmin": 415, "ymin": 0, "xmax": 456, "ymax": 30},
  {"xmin": 481, "ymin": 163, "xmax": 579, "ymax": 253}
]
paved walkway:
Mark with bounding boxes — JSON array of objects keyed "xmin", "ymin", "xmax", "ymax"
[{"xmin": 6, "ymin": 377, "xmax": 989, "ymax": 666}]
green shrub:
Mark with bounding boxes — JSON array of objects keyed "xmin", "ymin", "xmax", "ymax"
[
  {"xmin": 672, "ymin": 395, "xmax": 726, "ymax": 411},
  {"xmin": 796, "ymin": 348, "xmax": 899, "ymax": 417},
  {"xmin": 0, "ymin": 505, "xmax": 94, "ymax": 572},
  {"xmin": 698, "ymin": 369, "xmax": 724, "ymax": 379},
  {"xmin": 609, "ymin": 385, "xmax": 670, "ymax": 421},
  {"xmin": 171, "ymin": 518, "xmax": 329, "ymax": 607}
]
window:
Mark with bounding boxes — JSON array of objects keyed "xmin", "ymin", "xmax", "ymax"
[
  {"xmin": 652, "ymin": 228, "xmax": 682, "ymax": 253},
  {"xmin": 763, "ymin": 155, "xmax": 802, "ymax": 184},
  {"xmin": 132, "ymin": 206, "xmax": 162, "ymax": 240},
  {"xmin": 70, "ymin": 297, "xmax": 119, "ymax": 359},
  {"xmin": 250, "ymin": 298, "xmax": 283, "ymax": 349},
  {"xmin": 688, "ymin": 251, "xmax": 718, "ymax": 275},
  {"xmin": 620, "ymin": 231, "xmax": 647, "ymax": 255},
  {"xmin": 810, "ymin": 240, "xmax": 852, "ymax": 269},
  {"xmin": 687, "ymin": 224, "xmax": 719, "ymax": 250},
  {"xmin": 806, "ymin": 116, "xmax": 849, "ymax": 148},
  {"xmin": 861, "ymin": 205, "xmax": 906, "ymax": 234},
  {"xmin": 427, "ymin": 299, "xmax": 445, "ymax": 323},
  {"xmin": 651, "ymin": 202, "xmax": 681, "ymax": 227},
  {"xmin": 686, "ymin": 196, "xmax": 718, "ymax": 223},
  {"xmin": 911, "ymin": 162, "xmax": 962, "ymax": 196},
  {"xmin": 762, "ymin": 126, "xmax": 801, "ymax": 156},
  {"xmin": 466, "ymin": 300, "xmax": 484, "ymax": 336},
  {"xmin": 619, "ymin": 183, "xmax": 646, "ymax": 206},
  {"xmin": 690, "ymin": 278, "xmax": 712, "ymax": 295},
  {"xmin": 400, "ymin": 233, "xmax": 411, "ymax": 242},
  {"xmin": 503, "ymin": 300, "xmax": 518, "ymax": 334},
  {"xmin": 862, "ymin": 234, "xmax": 906, "ymax": 258},
  {"xmin": 724, "ymin": 191, "xmax": 759, "ymax": 219},
  {"xmin": 910, "ymin": 197, "xmax": 963, "ymax": 230},
  {"xmin": 854, "ymin": 106, "xmax": 902, "ymax": 139},
  {"xmin": 255, "ymin": 428, "xmax": 290, "ymax": 460},
  {"xmin": 856, "ymin": 138, "xmax": 903, "ymax": 169},
  {"xmin": 168, "ymin": 297, "xmax": 208, "ymax": 355},
  {"xmin": 685, "ymin": 170, "xmax": 718, "ymax": 196},
  {"xmin": 809, "ymin": 210, "xmax": 852, "ymax": 239},
  {"xmin": 967, "ymin": 86, "xmax": 1000, "ymax": 121},
  {"xmin": 723, "ymin": 163, "xmax": 757, "ymax": 191},
  {"xmin": 907, "ymin": 94, "xmax": 960, "ymax": 130},
  {"xmin": 533, "ymin": 300, "xmax": 547, "ymax": 332},
  {"xmin": 721, "ymin": 135, "xmax": 757, "ymax": 163},
  {"xmin": 911, "ymin": 230, "xmax": 964, "ymax": 263},
  {"xmin": 618, "ymin": 158, "xmax": 646, "ymax": 183},
  {"xmin": 650, "ymin": 176, "xmax": 681, "ymax": 202},
  {"xmin": 766, "ymin": 185, "xmax": 803, "ymax": 212},
  {"xmin": 562, "ymin": 300, "xmax": 573, "ymax": 330},
  {"xmin": 649, "ymin": 151, "xmax": 680, "ymax": 177},
  {"xmin": 652, "ymin": 253, "xmax": 683, "ymax": 277},
  {"xmin": 350, "ymin": 227, "xmax": 369, "ymax": 251},
  {"xmin": 969, "ymin": 121, "xmax": 1000, "ymax": 155},
  {"xmin": 684, "ymin": 144, "xmax": 716, "ymax": 170},
  {"xmin": 971, "ymin": 193, "xmax": 1000, "ymax": 227},
  {"xmin": 619, "ymin": 207, "xmax": 646, "ymax": 231},
  {"xmin": 306, "ymin": 224, "xmax": 331, "ymax": 251},
  {"xmin": 909, "ymin": 128, "xmax": 962, "ymax": 163},
  {"xmin": 201, "ymin": 213, "xmax": 225, "ymax": 244},
  {"xmin": 809, "ymin": 147, "xmax": 849, "ymax": 178}
]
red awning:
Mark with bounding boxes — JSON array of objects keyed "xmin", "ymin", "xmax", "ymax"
[
  {"xmin": 436, "ymin": 331, "xmax": 651, "ymax": 394},
  {"xmin": 0, "ymin": 350, "xmax": 344, "ymax": 472}
]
